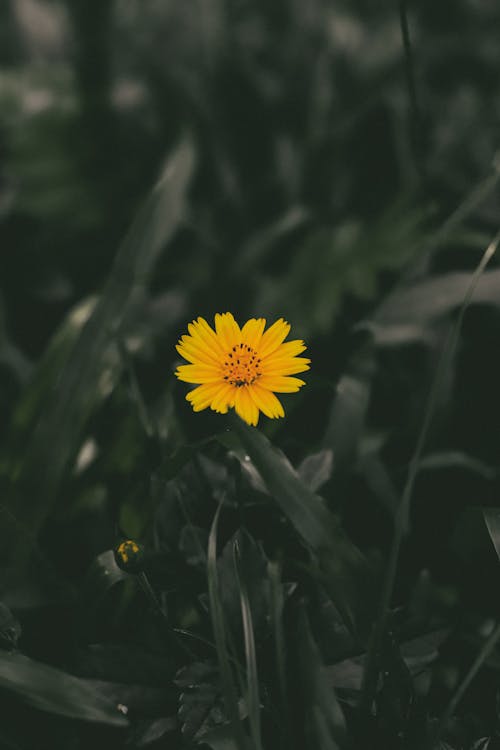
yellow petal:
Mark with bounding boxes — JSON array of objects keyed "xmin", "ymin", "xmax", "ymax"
[
  {"xmin": 215, "ymin": 313, "xmax": 241, "ymax": 351},
  {"xmin": 249, "ymin": 383, "xmax": 284, "ymax": 418},
  {"xmin": 176, "ymin": 335, "xmax": 220, "ymax": 366},
  {"xmin": 257, "ymin": 375, "xmax": 306, "ymax": 392},
  {"xmin": 258, "ymin": 318, "xmax": 291, "ymax": 358},
  {"xmin": 234, "ymin": 386, "xmax": 259, "ymax": 426},
  {"xmin": 175, "ymin": 364, "xmax": 221, "ymax": 384},
  {"xmin": 262, "ymin": 339, "xmax": 306, "ymax": 362},
  {"xmin": 188, "ymin": 318, "xmax": 226, "ymax": 357},
  {"xmin": 240, "ymin": 318, "xmax": 266, "ymax": 350},
  {"xmin": 210, "ymin": 383, "xmax": 236, "ymax": 413},
  {"xmin": 186, "ymin": 382, "xmax": 226, "ymax": 411},
  {"xmin": 261, "ymin": 357, "xmax": 311, "ymax": 376}
]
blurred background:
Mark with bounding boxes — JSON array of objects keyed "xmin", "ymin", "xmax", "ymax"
[
  {"xmin": 2, "ymin": 1, "xmax": 500, "ymax": 747},
  {"xmin": 2, "ymin": 0, "xmax": 500, "ymax": 445},
  {"xmin": 2, "ymin": 0, "xmax": 499, "ymax": 356}
]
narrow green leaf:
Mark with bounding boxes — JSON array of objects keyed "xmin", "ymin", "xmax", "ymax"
[
  {"xmin": 1, "ymin": 137, "xmax": 195, "ymax": 574},
  {"xmin": 207, "ymin": 505, "xmax": 249, "ymax": 750},
  {"xmin": 483, "ymin": 508, "xmax": 500, "ymax": 561},
  {"xmin": 435, "ymin": 622, "xmax": 500, "ymax": 742},
  {"xmin": 419, "ymin": 452, "xmax": 496, "ymax": 480},
  {"xmin": 202, "ymin": 723, "xmax": 241, "ymax": 750},
  {"xmin": 297, "ymin": 450, "xmax": 333, "ymax": 492},
  {"xmin": 233, "ymin": 540, "xmax": 262, "ymax": 750},
  {"xmin": 229, "ymin": 415, "xmax": 369, "ymax": 634},
  {"xmin": 268, "ymin": 561, "xmax": 292, "ymax": 750},
  {"xmin": 81, "ymin": 550, "xmax": 129, "ymax": 603},
  {"xmin": 360, "ymin": 229, "xmax": 500, "ymax": 714},
  {"xmin": 295, "ymin": 604, "xmax": 347, "ymax": 749},
  {"xmin": 322, "ymin": 344, "xmax": 374, "ymax": 473},
  {"xmin": 369, "ymin": 269, "xmax": 500, "ymax": 344},
  {"xmin": 311, "ymin": 707, "xmax": 341, "ymax": 750},
  {"xmin": 0, "ymin": 651, "xmax": 128, "ymax": 726}
]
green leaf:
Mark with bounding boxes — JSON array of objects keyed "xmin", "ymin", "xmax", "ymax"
[
  {"xmin": 1, "ymin": 137, "xmax": 195, "ymax": 573},
  {"xmin": 252, "ymin": 200, "xmax": 427, "ymax": 334},
  {"xmin": 483, "ymin": 508, "xmax": 500, "ymax": 562},
  {"xmin": 268, "ymin": 561, "xmax": 292, "ymax": 750},
  {"xmin": 0, "ymin": 603, "xmax": 21, "ymax": 650},
  {"xmin": 82, "ymin": 550, "xmax": 129, "ymax": 602},
  {"xmin": 297, "ymin": 450, "xmax": 334, "ymax": 492},
  {"xmin": 202, "ymin": 723, "xmax": 241, "ymax": 750},
  {"xmin": 322, "ymin": 343, "xmax": 374, "ymax": 474},
  {"xmin": 418, "ymin": 452, "xmax": 496, "ymax": 480},
  {"xmin": 175, "ymin": 662, "xmax": 221, "ymax": 741},
  {"xmin": 207, "ymin": 505, "xmax": 249, "ymax": 750},
  {"xmin": 0, "ymin": 651, "xmax": 128, "ymax": 726},
  {"xmin": 179, "ymin": 525, "xmax": 209, "ymax": 569},
  {"xmin": 233, "ymin": 540, "xmax": 262, "ymax": 750},
  {"xmin": 229, "ymin": 415, "xmax": 370, "ymax": 634},
  {"xmin": 368, "ymin": 269, "xmax": 500, "ymax": 345},
  {"xmin": 294, "ymin": 604, "xmax": 347, "ymax": 750},
  {"xmin": 216, "ymin": 531, "xmax": 270, "ymax": 641},
  {"xmin": 75, "ymin": 643, "xmax": 176, "ymax": 686}
]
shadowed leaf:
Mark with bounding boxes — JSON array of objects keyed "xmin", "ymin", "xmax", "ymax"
[
  {"xmin": 323, "ymin": 343, "xmax": 375, "ymax": 474},
  {"xmin": 295, "ymin": 603, "xmax": 347, "ymax": 750},
  {"xmin": 229, "ymin": 415, "xmax": 371, "ymax": 634},
  {"xmin": 0, "ymin": 651, "xmax": 129, "ymax": 726},
  {"xmin": 1, "ymin": 137, "xmax": 195, "ymax": 575},
  {"xmin": 483, "ymin": 508, "xmax": 500, "ymax": 562},
  {"xmin": 367, "ymin": 269, "xmax": 500, "ymax": 345},
  {"xmin": 297, "ymin": 450, "xmax": 334, "ymax": 492}
]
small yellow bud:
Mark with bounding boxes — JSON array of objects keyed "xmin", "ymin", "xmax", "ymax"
[{"xmin": 114, "ymin": 540, "xmax": 144, "ymax": 573}]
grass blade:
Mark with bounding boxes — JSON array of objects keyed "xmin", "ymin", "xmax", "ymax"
[
  {"xmin": 0, "ymin": 651, "xmax": 128, "ymax": 726},
  {"xmin": 233, "ymin": 539, "xmax": 262, "ymax": 750},
  {"xmin": 229, "ymin": 414, "xmax": 370, "ymax": 636},
  {"xmin": 1, "ymin": 137, "xmax": 195, "ymax": 575},
  {"xmin": 295, "ymin": 603, "xmax": 347, "ymax": 749},
  {"xmin": 398, "ymin": 0, "xmax": 424, "ymax": 181},
  {"xmin": 435, "ymin": 622, "xmax": 500, "ymax": 743},
  {"xmin": 483, "ymin": 508, "xmax": 500, "ymax": 561},
  {"xmin": 359, "ymin": 228, "xmax": 500, "ymax": 715},
  {"xmin": 268, "ymin": 561, "xmax": 292, "ymax": 750},
  {"xmin": 207, "ymin": 504, "xmax": 249, "ymax": 750}
]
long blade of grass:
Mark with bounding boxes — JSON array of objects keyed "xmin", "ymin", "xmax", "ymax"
[
  {"xmin": 359, "ymin": 229, "xmax": 500, "ymax": 715},
  {"xmin": 1, "ymin": 138, "xmax": 195, "ymax": 575},
  {"xmin": 0, "ymin": 651, "xmax": 128, "ymax": 726},
  {"xmin": 207, "ymin": 504, "xmax": 249, "ymax": 750},
  {"xmin": 434, "ymin": 621, "xmax": 500, "ymax": 743},
  {"xmin": 233, "ymin": 539, "xmax": 263, "ymax": 750},
  {"xmin": 378, "ymin": 156, "xmax": 500, "ymax": 289},
  {"xmin": 268, "ymin": 560, "xmax": 293, "ymax": 750},
  {"xmin": 420, "ymin": 161, "xmax": 500, "ymax": 265},
  {"xmin": 296, "ymin": 604, "xmax": 347, "ymax": 749},
  {"xmin": 398, "ymin": 0, "xmax": 424, "ymax": 181},
  {"xmin": 229, "ymin": 414, "xmax": 369, "ymax": 636},
  {"xmin": 483, "ymin": 508, "xmax": 500, "ymax": 561}
]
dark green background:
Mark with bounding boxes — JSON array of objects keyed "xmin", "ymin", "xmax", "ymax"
[{"xmin": 1, "ymin": 1, "xmax": 500, "ymax": 749}]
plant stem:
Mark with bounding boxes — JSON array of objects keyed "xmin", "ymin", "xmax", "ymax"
[
  {"xmin": 434, "ymin": 621, "xmax": 500, "ymax": 744},
  {"xmin": 398, "ymin": 0, "xmax": 425, "ymax": 181}
]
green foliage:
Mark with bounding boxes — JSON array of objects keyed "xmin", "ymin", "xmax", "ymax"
[
  {"xmin": 0, "ymin": 651, "xmax": 128, "ymax": 726},
  {"xmin": 254, "ymin": 201, "xmax": 428, "ymax": 334},
  {"xmin": 2, "ymin": 1, "xmax": 500, "ymax": 749}
]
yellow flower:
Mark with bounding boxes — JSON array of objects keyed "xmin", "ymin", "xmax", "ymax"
[{"xmin": 175, "ymin": 313, "xmax": 310, "ymax": 426}]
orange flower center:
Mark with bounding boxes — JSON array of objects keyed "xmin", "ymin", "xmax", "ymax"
[{"xmin": 223, "ymin": 343, "xmax": 262, "ymax": 387}]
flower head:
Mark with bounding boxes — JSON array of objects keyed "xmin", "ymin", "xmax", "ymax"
[{"xmin": 175, "ymin": 313, "xmax": 310, "ymax": 426}]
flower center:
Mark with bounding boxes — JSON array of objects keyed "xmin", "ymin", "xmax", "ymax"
[{"xmin": 223, "ymin": 343, "xmax": 262, "ymax": 387}]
